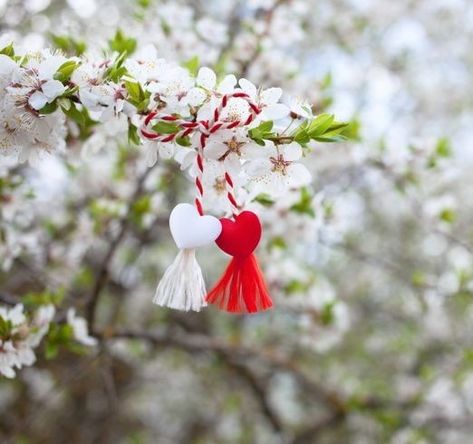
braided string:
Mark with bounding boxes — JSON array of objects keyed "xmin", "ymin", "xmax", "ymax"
[{"xmin": 141, "ymin": 92, "xmax": 261, "ymax": 217}]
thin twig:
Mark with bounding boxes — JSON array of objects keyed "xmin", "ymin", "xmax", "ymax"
[{"xmin": 85, "ymin": 166, "xmax": 155, "ymax": 328}]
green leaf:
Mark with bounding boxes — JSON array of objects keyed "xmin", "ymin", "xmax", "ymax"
[
  {"xmin": 128, "ymin": 123, "xmax": 141, "ymax": 145},
  {"xmin": 131, "ymin": 195, "xmax": 152, "ymax": 226},
  {"xmin": 284, "ymin": 279, "xmax": 305, "ymax": 294},
  {"xmin": 124, "ymin": 78, "xmax": 149, "ymax": 111},
  {"xmin": 160, "ymin": 19, "xmax": 171, "ymax": 36},
  {"xmin": 54, "ymin": 60, "xmax": 79, "ymax": 83},
  {"xmin": 340, "ymin": 118, "xmax": 361, "ymax": 141},
  {"xmin": 253, "ymin": 193, "xmax": 275, "ymax": 207},
  {"xmin": 50, "ymin": 34, "xmax": 86, "ymax": 56},
  {"xmin": 269, "ymin": 236, "xmax": 287, "ymax": 250},
  {"xmin": 0, "ymin": 42, "xmax": 14, "ymax": 57},
  {"xmin": 248, "ymin": 121, "xmax": 274, "ymax": 143},
  {"xmin": 439, "ymin": 208, "xmax": 456, "ymax": 224},
  {"xmin": 320, "ymin": 302, "xmax": 336, "ymax": 325},
  {"xmin": 176, "ymin": 136, "xmax": 191, "ymax": 147},
  {"xmin": 0, "ymin": 316, "xmax": 13, "ymax": 337},
  {"xmin": 124, "ymin": 79, "xmax": 142, "ymax": 102},
  {"xmin": 435, "ymin": 137, "xmax": 451, "ymax": 158},
  {"xmin": 320, "ymin": 72, "xmax": 332, "ymax": 89},
  {"xmin": 132, "ymin": 195, "xmax": 151, "ymax": 216},
  {"xmin": 411, "ymin": 270, "xmax": 426, "ymax": 288},
  {"xmin": 290, "ymin": 187, "xmax": 315, "ymax": 218},
  {"xmin": 137, "ymin": 0, "xmax": 151, "ymax": 7},
  {"xmin": 38, "ymin": 101, "xmax": 58, "ymax": 115},
  {"xmin": 253, "ymin": 120, "xmax": 273, "ymax": 134},
  {"xmin": 22, "ymin": 288, "xmax": 66, "ymax": 307},
  {"xmin": 62, "ymin": 102, "xmax": 85, "ymax": 126},
  {"xmin": 61, "ymin": 102, "xmax": 97, "ymax": 139},
  {"xmin": 152, "ymin": 121, "xmax": 179, "ymax": 134},
  {"xmin": 307, "ymin": 114, "xmax": 335, "ymax": 137},
  {"xmin": 294, "ymin": 129, "xmax": 310, "ymax": 145},
  {"xmin": 183, "ymin": 56, "xmax": 199, "ymax": 77},
  {"xmin": 45, "ymin": 342, "xmax": 59, "ymax": 360},
  {"xmin": 109, "ymin": 29, "xmax": 137, "ymax": 55}
]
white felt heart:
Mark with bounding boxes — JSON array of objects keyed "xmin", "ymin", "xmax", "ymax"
[{"xmin": 169, "ymin": 203, "xmax": 222, "ymax": 249}]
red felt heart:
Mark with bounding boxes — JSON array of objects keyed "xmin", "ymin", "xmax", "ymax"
[{"xmin": 216, "ymin": 211, "xmax": 262, "ymax": 258}]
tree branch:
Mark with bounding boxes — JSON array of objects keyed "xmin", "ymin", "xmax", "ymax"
[
  {"xmin": 100, "ymin": 328, "xmax": 345, "ymax": 414},
  {"xmin": 85, "ymin": 166, "xmax": 155, "ymax": 328}
]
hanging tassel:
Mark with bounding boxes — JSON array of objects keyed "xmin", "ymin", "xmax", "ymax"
[
  {"xmin": 153, "ymin": 249, "xmax": 207, "ymax": 311},
  {"xmin": 153, "ymin": 203, "xmax": 222, "ymax": 312},
  {"xmin": 206, "ymin": 211, "xmax": 273, "ymax": 314}
]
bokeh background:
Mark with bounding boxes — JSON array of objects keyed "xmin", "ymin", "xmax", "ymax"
[{"xmin": 1, "ymin": 0, "xmax": 473, "ymax": 443}]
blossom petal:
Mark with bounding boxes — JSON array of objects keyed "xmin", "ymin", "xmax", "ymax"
[
  {"xmin": 0, "ymin": 366, "xmax": 16, "ymax": 378},
  {"xmin": 38, "ymin": 55, "xmax": 67, "ymax": 80},
  {"xmin": 205, "ymin": 141, "xmax": 228, "ymax": 160},
  {"xmin": 282, "ymin": 142, "xmax": 302, "ymax": 161},
  {"xmin": 42, "ymin": 79, "xmax": 66, "ymax": 100},
  {"xmin": 261, "ymin": 103, "xmax": 290, "ymax": 120},
  {"xmin": 244, "ymin": 158, "xmax": 272, "ymax": 177},
  {"xmin": 261, "ymin": 87, "xmax": 282, "ymax": 105},
  {"xmin": 0, "ymin": 54, "xmax": 18, "ymax": 77},
  {"xmin": 145, "ymin": 143, "xmax": 158, "ymax": 167},
  {"xmin": 239, "ymin": 78, "xmax": 257, "ymax": 98},
  {"xmin": 197, "ymin": 67, "xmax": 216, "ymax": 89},
  {"xmin": 286, "ymin": 163, "xmax": 312, "ymax": 187},
  {"xmin": 218, "ymin": 74, "xmax": 237, "ymax": 93},
  {"xmin": 159, "ymin": 142, "xmax": 175, "ymax": 159},
  {"xmin": 179, "ymin": 150, "xmax": 196, "ymax": 170},
  {"xmin": 186, "ymin": 88, "xmax": 207, "ymax": 106},
  {"xmin": 224, "ymin": 154, "xmax": 242, "ymax": 175},
  {"xmin": 28, "ymin": 91, "xmax": 48, "ymax": 110}
]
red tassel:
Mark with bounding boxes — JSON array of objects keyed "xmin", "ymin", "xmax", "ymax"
[
  {"xmin": 206, "ymin": 254, "xmax": 272, "ymax": 313},
  {"xmin": 206, "ymin": 211, "xmax": 273, "ymax": 314}
]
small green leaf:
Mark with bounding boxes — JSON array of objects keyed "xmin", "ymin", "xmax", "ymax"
[
  {"xmin": 160, "ymin": 19, "xmax": 171, "ymax": 36},
  {"xmin": 248, "ymin": 121, "xmax": 274, "ymax": 142},
  {"xmin": 0, "ymin": 42, "xmax": 14, "ymax": 57},
  {"xmin": 253, "ymin": 193, "xmax": 275, "ymax": 207},
  {"xmin": 307, "ymin": 114, "xmax": 335, "ymax": 137},
  {"xmin": 137, "ymin": 0, "xmax": 151, "ymax": 7},
  {"xmin": 54, "ymin": 60, "xmax": 79, "ymax": 83},
  {"xmin": 124, "ymin": 79, "xmax": 141, "ymax": 102},
  {"xmin": 176, "ymin": 136, "xmax": 191, "ymax": 147},
  {"xmin": 61, "ymin": 102, "xmax": 97, "ymax": 139},
  {"xmin": 50, "ymin": 34, "xmax": 86, "ymax": 56},
  {"xmin": 38, "ymin": 101, "xmax": 58, "ymax": 115},
  {"xmin": 109, "ymin": 29, "xmax": 137, "ymax": 55},
  {"xmin": 152, "ymin": 121, "xmax": 179, "ymax": 134},
  {"xmin": 183, "ymin": 56, "xmax": 199, "ymax": 77},
  {"xmin": 45, "ymin": 342, "xmax": 59, "ymax": 360},
  {"xmin": 439, "ymin": 208, "xmax": 456, "ymax": 224},
  {"xmin": 290, "ymin": 187, "xmax": 315, "ymax": 218},
  {"xmin": 0, "ymin": 317, "xmax": 13, "ymax": 337},
  {"xmin": 320, "ymin": 302, "xmax": 335, "ymax": 325},
  {"xmin": 269, "ymin": 236, "xmax": 287, "ymax": 250},
  {"xmin": 62, "ymin": 102, "xmax": 85, "ymax": 126},
  {"xmin": 435, "ymin": 138, "xmax": 451, "ymax": 158},
  {"xmin": 294, "ymin": 129, "xmax": 310, "ymax": 145},
  {"xmin": 57, "ymin": 97, "xmax": 71, "ymax": 110},
  {"xmin": 22, "ymin": 288, "xmax": 65, "ymax": 307},
  {"xmin": 128, "ymin": 123, "xmax": 141, "ymax": 145}
]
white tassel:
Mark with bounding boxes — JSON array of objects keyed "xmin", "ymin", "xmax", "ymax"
[{"xmin": 153, "ymin": 249, "xmax": 207, "ymax": 312}]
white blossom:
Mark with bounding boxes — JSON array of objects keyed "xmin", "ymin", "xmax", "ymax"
[
  {"xmin": 66, "ymin": 309, "xmax": 97, "ymax": 347},
  {"xmin": 245, "ymin": 141, "xmax": 311, "ymax": 196},
  {"xmin": 0, "ymin": 304, "xmax": 55, "ymax": 379}
]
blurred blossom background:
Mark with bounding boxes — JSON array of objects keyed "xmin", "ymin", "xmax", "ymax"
[{"xmin": 1, "ymin": 0, "xmax": 473, "ymax": 443}]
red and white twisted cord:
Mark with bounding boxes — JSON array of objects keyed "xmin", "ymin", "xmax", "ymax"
[{"xmin": 140, "ymin": 92, "xmax": 261, "ymax": 217}]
